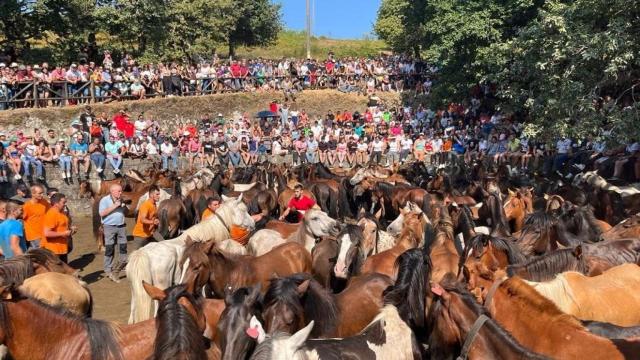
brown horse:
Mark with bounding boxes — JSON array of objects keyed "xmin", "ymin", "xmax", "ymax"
[
  {"xmin": 427, "ymin": 280, "xmax": 548, "ymax": 360},
  {"xmin": 19, "ymin": 272, "xmax": 92, "ymax": 317},
  {"xmin": 261, "ymin": 273, "xmax": 393, "ymax": 338},
  {"xmin": 264, "ymin": 220, "xmax": 299, "ymax": 238},
  {"xmin": 478, "ymin": 276, "xmax": 640, "ymax": 359},
  {"xmin": 503, "ymin": 188, "xmax": 533, "ymax": 233},
  {"xmin": 601, "ymin": 213, "xmax": 640, "ymax": 240},
  {"xmin": 360, "ymin": 211, "xmax": 425, "ymax": 279},
  {"xmin": 428, "ymin": 205, "xmax": 460, "ymax": 283},
  {"xmin": 156, "ymin": 196, "xmax": 191, "ymax": 240},
  {"xmin": 0, "ymin": 249, "xmax": 77, "ymax": 286},
  {"xmin": 181, "ymin": 239, "xmax": 312, "ymax": 298}
]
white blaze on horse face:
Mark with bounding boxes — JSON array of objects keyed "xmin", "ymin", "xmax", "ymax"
[
  {"xmin": 387, "ymin": 210, "xmax": 405, "ymax": 236},
  {"xmin": 334, "ymin": 233, "xmax": 352, "ymax": 279}
]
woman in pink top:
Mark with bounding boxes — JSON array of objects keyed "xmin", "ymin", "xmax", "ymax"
[
  {"xmin": 336, "ymin": 136, "xmax": 348, "ymax": 167},
  {"xmin": 187, "ymin": 135, "xmax": 202, "ymax": 171}
]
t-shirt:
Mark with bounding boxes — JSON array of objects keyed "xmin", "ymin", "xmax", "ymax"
[
  {"xmin": 105, "ymin": 141, "xmax": 123, "ymax": 155},
  {"xmin": 42, "ymin": 207, "xmax": 69, "ymax": 255},
  {"xmin": 202, "ymin": 208, "xmax": 214, "ymax": 221},
  {"xmin": 288, "ymin": 196, "xmax": 316, "ymax": 221},
  {"xmin": 22, "ymin": 199, "xmax": 50, "ymax": 241},
  {"xmin": 132, "ymin": 199, "xmax": 157, "ymax": 238},
  {"xmin": 0, "ymin": 219, "xmax": 26, "ymax": 259},
  {"xmin": 99, "ymin": 195, "xmax": 126, "ymax": 226}
]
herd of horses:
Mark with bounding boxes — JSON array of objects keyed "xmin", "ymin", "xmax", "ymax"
[{"xmin": 2, "ymin": 157, "xmax": 640, "ymax": 359}]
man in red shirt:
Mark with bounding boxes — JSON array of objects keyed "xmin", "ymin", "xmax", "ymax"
[{"xmin": 279, "ymin": 185, "xmax": 319, "ymax": 223}]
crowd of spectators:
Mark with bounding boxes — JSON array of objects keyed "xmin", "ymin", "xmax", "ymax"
[
  {"xmin": 1, "ymin": 90, "xmax": 638, "ymax": 188},
  {"xmin": 0, "ymin": 52, "xmax": 433, "ymax": 110}
]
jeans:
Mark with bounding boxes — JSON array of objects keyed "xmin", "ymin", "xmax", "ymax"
[
  {"xmin": 388, "ymin": 151, "xmax": 400, "ymax": 164},
  {"xmin": 107, "ymin": 154, "xmax": 122, "ymax": 171},
  {"xmin": 400, "ymin": 149, "xmax": 410, "ymax": 162},
  {"xmin": 162, "ymin": 154, "xmax": 178, "ymax": 170},
  {"xmin": 370, "ymin": 151, "xmax": 382, "ymax": 165},
  {"xmin": 103, "ymin": 224, "xmax": 127, "ymax": 273},
  {"xmin": 229, "ymin": 152, "xmax": 241, "ymax": 166},
  {"xmin": 90, "ymin": 153, "xmax": 105, "ymax": 171},
  {"xmin": 306, "ymin": 152, "xmax": 317, "ymax": 163},
  {"xmin": 22, "ymin": 155, "xmax": 43, "ymax": 177},
  {"xmin": 553, "ymin": 153, "xmax": 569, "ymax": 173},
  {"xmin": 58, "ymin": 155, "xmax": 72, "ymax": 173},
  {"xmin": 218, "ymin": 153, "xmax": 229, "ymax": 168}
]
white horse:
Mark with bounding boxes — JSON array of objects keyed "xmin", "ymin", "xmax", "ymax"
[
  {"xmin": 180, "ymin": 168, "xmax": 216, "ymax": 197},
  {"xmin": 247, "ymin": 209, "xmax": 339, "ymax": 256},
  {"xmin": 126, "ymin": 195, "xmax": 254, "ymax": 323}
]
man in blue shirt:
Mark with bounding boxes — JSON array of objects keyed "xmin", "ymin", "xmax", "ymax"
[
  {"xmin": 98, "ymin": 184, "xmax": 128, "ymax": 282},
  {"xmin": 105, "ymin": 136, "xmax": 124, "ymax": 175},
  {"xmin": 70, "ymin": 133, "xmax": 90, "ymax": 181},
  {"xmin": 0, "ymin": 201, "xmax": 26, "ymax": 259}
]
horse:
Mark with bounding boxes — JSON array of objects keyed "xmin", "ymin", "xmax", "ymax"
[
  {"xmin": 460, "ymin": 234, "xmax": 526, "ymax": 294},
  {"xmin": 181, "ymin": 240, "xmax": 312, "ymax": 299},
  {"xmin": 503, "ymin": 188, "xmax": 533, "ymax": 233},
  {"xmin": 427, "ymin": 280, "xmax": 549, "ymax": 360},
  {"xmin": 249, "ymin": 305, "xmax": 420, "ymax": 360},
  {"xmin": 333, "ymin": 225, "xmax": 369, "ymax": 280},
  {"xmin": 19, "ymin": 272, "xmax": 92, "ymax": 317},
  {"xmin": 126, "ymin": 196, "xmax": 254, "ymax": 323},
  {"xmin": 261, "ymin": 273, "xmax": 393, "ymax": 339},
  {"xmin": 516, "ymin": 211, "xmax": 562, "ymax": 257},
  {"xmin": 601, "ymin": 213, "xmax": 640, "ymax": 240},
  {"xmin": 247, "ymin": 209, "xmax": 339, "ymax": 256},
  {"xmin": 428, "ymin": 205, "xmax": 460, "ymax": 283},
  {"xmin": 360, "ymin": 210, "xmax": 425, "ymax": 279},
  {"xmin": 0, "ymin": 249, "xmax": 77, "ymax": 286},
  {"xmin": 507, "ymin": 246, "xmax": 591, "ymax": 281},
  {"xmin": 263, "ymin": 220, "xmax": 299, "ymax": 238},
  {"xmin": 156, "ymin": 196, "xmax": 192, "ymax": 240},
  {"xmin": 142, "ymin": 283, "xmax": 209, "ymax": 360},
  {"xmin": 477, "ymin": 276, "xmax": 640, "ymax": 359},
  {"xmin": 357, "ymin": 210, "xmax": 396, "ymax": 254},
  {"xmin": 524, "ymin": 263, "xmax": 640, "ymax": 326},
  {"xmin": 215, "ymin": 285, "xmax": 263, "ymax": 360},
  {"xmin": 382, "ymin": 248, "xmax": 432, "ymax": 345}
]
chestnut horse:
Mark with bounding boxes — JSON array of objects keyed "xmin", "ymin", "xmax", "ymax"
[
  {"xmin": 524, "ymin": 263, "xmax": 640, "ymax": 326},
  {"xmin": 427, "ymin": 280, "xmax": 548, "ymax": 360},
  {"xmin": 503, "ymin": 188, "xmax": 533, "ymax": 233},
  {"xmin": 0, "ymin": 282, "xmax": 224, "ymax": 360},
  {"xmin": 261, "ymin": 273, "xmax": 393, "ymax": 338},
  {"xmin": 428, "ymin": 205, "xmax": 460, "ymax": 283},
  {"xmin": 360, "ymin": 210, "xmax": 426, "ymax": 279},
  {"xmin": 181, "ymin": 240, "xmax": 312, "ymax": 298},
  {"xmin": 601, "ymin": 213, "xmax": 640, "ymax": 240},
  {"xmin": 478, "ymin": 276, "xmax": 640, "ymax": 359}
]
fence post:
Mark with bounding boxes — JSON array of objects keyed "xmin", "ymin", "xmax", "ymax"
[
  {"xmin": 33, "ymin": 80, "xmax": 39, "ymax": 108},
  {"xmin": 63, "ymin": 81, "xmax": 68, "ymax": 107},
  {"xmin": 90, "ymin": 80, "xmax": 95, "ymax": 104}
]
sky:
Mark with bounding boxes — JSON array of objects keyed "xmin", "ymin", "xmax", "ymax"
[{"xmin": 277, "ymin": 0, "xmax": 382, "ymax": 39}]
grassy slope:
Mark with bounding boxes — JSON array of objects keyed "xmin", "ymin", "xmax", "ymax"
[{"xmin": 218, "ymin": 31, "xmax": 387, "ymax": 59}]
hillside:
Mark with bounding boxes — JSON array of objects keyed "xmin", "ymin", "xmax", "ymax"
[{"xmin": 0, "ymin": 90, "xmax": 402, "ymax": 135}]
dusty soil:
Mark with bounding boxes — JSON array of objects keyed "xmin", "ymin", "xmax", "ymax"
[{"xmin": 69, "ymin": 216, "xmax": 136, "ymax": 323}]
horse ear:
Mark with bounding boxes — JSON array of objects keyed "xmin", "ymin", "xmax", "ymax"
[
  {"xmin": 224, "ymin": 286, "xmax": 235, "ymax": 305},
  {"xmin": 543, "ymin": 193, "xmax": 549, "ymax": 200},
  {"xmin": 358, "ymin": 207, "xmax": 365, "ymax": 216},
  {"xmin": 202, "ymin": 240, "xmax": 216, "ymax": 254},
  {"xmin": 573, "ymin": 245, "xmax": 583, "ymax": 259},
  {"xmin": 431, "ymin": 283, "xmax": 445, "ymax": 297},
  {"xmin": 296, "ymin": 280, "xmax": 310, "ymax": 296},
  {"xmin": 374, "ymin": 207, "xmax": 383, "ymax": 220},
  {"xmin": 289, "ymin": 320, "xmax": 314, "ymax": 349},
  {"xmin": 221, "ymin": 194, "xmax": 230, "ymax": 202},
  {"xmin": 237, "ymin": 193, "xmax": 244, "ymax": 203},
  {"xmin": 142, "ymin": 281, "xmax": 166, "ymax": 301},
  {"xmin": 461, "ymin": 265, "xmax": 471, "ymax": 283}
]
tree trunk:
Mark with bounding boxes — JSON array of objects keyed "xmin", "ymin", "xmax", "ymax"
[{"xmin": 228, "ymin": 42, "xmax": 236, "ymax": 59}]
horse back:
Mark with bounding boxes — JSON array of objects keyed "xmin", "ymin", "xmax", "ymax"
[{"xmin": 335, "ymin": 273, "xmax": 393, "ymax": 337}]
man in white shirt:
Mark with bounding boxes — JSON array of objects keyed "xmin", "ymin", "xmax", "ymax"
[
  {"xmin": 160, "ymin": 141, "xmax": 175, "ymax": 170},
  {"xmin": 552, "ymin": 137, "xmax": 572, "ymax": 173},
  {"xmin": 400, "ymin": 135, "xmax": 413, "ymax": 163}
]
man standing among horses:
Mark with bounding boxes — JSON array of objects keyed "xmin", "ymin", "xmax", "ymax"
[
  {"xmin": 131, "ymin": 185, "xmax": 160, "ymax": 250},
  {"xmin": 42, "ymin": 193, "xmax": 76, "ymax": 263},
  {"xmin": 98, "ymin": 184, "xmax": 128, "ymax": 283},
  {"xmin": 22, "ymin": 184, "xmax": 49, "ymax": 249},
  {"xmin": 201, "ymin": 196, "xmax": 221, "ymax": 221},
  {"xmin": 279, "ymin": 184, "xmax": 319, "ymax": 223}
]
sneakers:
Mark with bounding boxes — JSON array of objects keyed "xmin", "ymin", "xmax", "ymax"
[
  {"xmin": 96, "ymin": 168, "xmax": 103, "ymax": 173},
  {"xmin": 14, "ymin": 174, "xmax": 21, "ymax": 180},
  {"xmin": 105, "ymin": 272, "xmax": 120, "ymax": 283}
]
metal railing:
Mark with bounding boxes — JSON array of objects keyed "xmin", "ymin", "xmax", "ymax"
[{"xmin": 0, "ymin": 73, "xmax": 428, "ymax": 110}]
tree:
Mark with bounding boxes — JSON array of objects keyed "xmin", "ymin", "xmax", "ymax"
[
  {"xmin": 0, "ymin": 1, "xmax": 37, "ymax": 54},
  {"xmin": 224, "ymin": 0, "xmax": 282, "ymax": 57}
]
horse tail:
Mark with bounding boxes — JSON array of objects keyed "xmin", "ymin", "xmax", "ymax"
[
  {"xmin": 184, "ymin": 195, "xmax": 195, "ymax": 224},
  {"xmin": 126, "ymin": 250, "xmax": 155, "ymax": 324},
  {"xmin": 422, "ymin": 222, "xmax": 437, "ymax": 256},
  {"xmin": 158, "ymin": 207, "xmax": 170, "ymax": 239},
  {"xmin": 179, "ymin": 199, "xmax": 192, "ymax": 233}
]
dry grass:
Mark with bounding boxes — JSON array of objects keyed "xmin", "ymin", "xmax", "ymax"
[{"xmin": 0, "ymin": 90, "xmax": 402, "ymax": 134}]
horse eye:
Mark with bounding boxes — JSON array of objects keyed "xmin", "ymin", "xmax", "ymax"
[{"xmin": 312, "ymin": 217, "xmax": 319, "ymax": 221}]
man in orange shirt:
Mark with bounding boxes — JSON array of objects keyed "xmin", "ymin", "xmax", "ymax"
[
  {"xmin": 22, "ymin": 184, "xmax": 50, "ymax": 249},
  {"xmin": 43, "ymin": 193, "xmax": 76, "ymax": 263},
  {"xmin": 131, "ymin": 186, "xmax": 161, "ymax": 250},
  {"xmin": 201, "ymin": 196, "xmax": 221, "ymax": 222}
]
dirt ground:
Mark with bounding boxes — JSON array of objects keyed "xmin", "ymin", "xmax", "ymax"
[{"xmin": 68, "ymin": 216, "xmax": 136, "ymax": 323}]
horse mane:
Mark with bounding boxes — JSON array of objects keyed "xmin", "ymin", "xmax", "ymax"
[
  {"xmin": 487, "ymin": 193, "xmax": 510, "ymax": 236},
  {"xmin": 153, "ymin": 284, "xmax": 206, "ymax": 360},
  {"xmin": 507, "ymin": 248, "xmax": 588, "ymax": 281},
  {"xmin": 426, "ymin": 280, "xmax": 549, "ymax": 360},
  {"xmin": 500, "ymin": 276, "xmax": 584, "ymax": 328},
  {"xmin": 522, "ymin": 211, "xmax": 554, "ymax": 233},
  {"xmin": 303, "ymin": 278, "xmax": 340, "ymax": 337},
  {"xmin": 435, "ymin": 205, "xmax": 454, "ymax": 241},
  {"xmin": 25, "ymin": 248, "xmax": 60, "ymax": 268},
  {"xmin": 0, "ymin": 292, "xmax": 122, "ymax": 360},
  {"xmin": 464, "ymin": 234, "xmax": 526, "ymax": 265},
  {"xmin": 264, "ymin": 274, "xmax": 308, "ymax": 325},
  {"xmin": 0, "ymin": 256, "xmax": 34, "ymax": 285},
  {"xmin": 383, "ymin": 248, "xmax": 432, "ymax": 339}
]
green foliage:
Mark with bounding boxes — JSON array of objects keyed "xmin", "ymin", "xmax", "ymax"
[
  {"xmin": 224, "ymin": 0, "xmax": 282, "ymax": 56},
  {"xmin": 376, "ymin": 0, "xmax": 640, "ymax": 142}
]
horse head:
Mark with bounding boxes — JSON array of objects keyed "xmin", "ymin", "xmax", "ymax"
[
  {"xmin": 334, "ymin": 225, "xmax": 366, "ymax": 279},
  {"xmin": 216, "ymin": 285, "xmax": 263, "ymax": 360}
]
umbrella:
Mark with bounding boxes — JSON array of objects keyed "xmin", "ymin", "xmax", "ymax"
[{"xmin": 256, "ymin": 110, "xmax": 277, "ymax": 118}]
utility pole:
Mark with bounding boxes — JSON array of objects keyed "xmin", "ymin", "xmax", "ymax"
[{"xmin": 306, "ymin": 0, "xmax": 311, "ymax": 59}]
